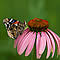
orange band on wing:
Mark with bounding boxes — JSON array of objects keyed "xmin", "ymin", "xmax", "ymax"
[{"xmin": 13, "ymin": 21, "xmax": 19, "ymax": 24}]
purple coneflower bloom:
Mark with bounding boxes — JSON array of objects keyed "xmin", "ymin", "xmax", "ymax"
[{"xmin": 14, "ymin": 18, "xmax": 60, "ymax": 59}]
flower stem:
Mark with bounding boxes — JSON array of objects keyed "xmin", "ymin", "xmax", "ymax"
[{"xmin": 32, "ymin": 43, "xmax": 36, "ymax": 60}]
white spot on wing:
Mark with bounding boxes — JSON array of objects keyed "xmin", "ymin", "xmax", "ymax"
[
  {"xmin": 15, "ymin": 24, "xmax": 18, "ymax": 26},
  {"xmin": 9, "ymin": 19, "xmax": 13, "ymax": 22}
]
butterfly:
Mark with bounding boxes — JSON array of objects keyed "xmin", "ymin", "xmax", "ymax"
[{"xmin": 3, "ymin": 18, "xmax": 26, "ymax": 39}]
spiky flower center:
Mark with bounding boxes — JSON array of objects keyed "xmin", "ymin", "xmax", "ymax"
[{"xmin": 28, "ymin": 18, "xmax": 49, "ymax": 32}]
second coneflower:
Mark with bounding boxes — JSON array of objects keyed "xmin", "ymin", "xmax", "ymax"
[{"xmin": 14, "ymin": 18, "xmax": 60, "ymax": 59}]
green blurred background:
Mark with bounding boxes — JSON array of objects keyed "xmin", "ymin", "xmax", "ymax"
[{"xmin": 0, "ymin": 0, "xmax": 60, "ymax": 60}]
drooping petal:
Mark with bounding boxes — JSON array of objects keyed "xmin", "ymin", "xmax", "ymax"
[
  {"xmin": 25, "ymin": 32, "xmax": 36, "ymax": 56},
  {"xmin": 54, "ymin": 33, "xmax": 60, "ymax": 40},
  {"xmin": 44, "ymin": 32, "xmax": 51, "ymax": 59},
  {"xmin": 54, "ymin": 32, "xmax": 60, "ymax": 55},
  {"xmin": 17, "ymin": 28, "xmax": 30, "ymax": 49},
  {"xmin": 17, "ymin": 32, "xmax": 33, "ymax": 55},
  {"xmin": 47, "ymin": 31, "xmax": 55, "ymax": 58},
  {"xmin": 47, "ymin": 29, "xmax": 60, "ymax": 55},
  {"xmin": 36, "ymin": 32, "xmax": 41, "ymax": 59},
  {"xmin": 39, "ymin": 32, "xmax": 46, "ymax": 56},
  {"xmin": 14, "ymin": 35, "xmax": 21, "ymax": 48}
]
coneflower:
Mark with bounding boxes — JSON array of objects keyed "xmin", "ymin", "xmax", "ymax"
[{"xmin": 14, "ymin": 18, "xmax": 60, "ymax": 59}]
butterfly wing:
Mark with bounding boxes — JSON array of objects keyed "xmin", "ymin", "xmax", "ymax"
[{"xmin": 3, "ymin": 18, "xmax": 26, "ymax": 39}]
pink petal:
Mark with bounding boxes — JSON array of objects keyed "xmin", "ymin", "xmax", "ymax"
[
  {"xmin": 25, "ymin": 32, "xmax": 36, "ymax": 56},
  {"xmin": 47, "ymin": 29, "xmax": 60, "ymax": 55},
  {"xmin": 36, "ymin": 32, "xmax": 41, "ymax": 59},
  {"xmin": 44, "ymin": 32, "xmax": 51, "ymax": 59},
  {"xmin": 54, "ymin": 33, "xmax": 60, "ymax": 54},
  {"xmin": 17, "ymin": 32, "xmax": 33, "ymax": 55},
  {"xmin": 55, "ymin": 34, "xmax": 60, "ymax": 40},
  {"xmin": 39, "ymin": 32, "xmax": 46, "ymax": 55},
  {"xmin": 17, "ymin": 28, "xmax": 30, "ymax": 49},
  {"xmin": 47, "ymin": 31, "xmax": 55, "ymax": 58},
  {"xmin": 14, "ymin": 35, "xmax": 21, "ymax": 48}
]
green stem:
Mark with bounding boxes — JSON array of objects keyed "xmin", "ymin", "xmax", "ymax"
[{"xmin": 32, "ymin": 43, "xmax": 36, "ymax": 60}]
